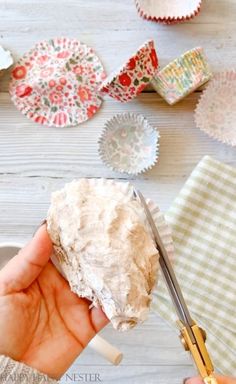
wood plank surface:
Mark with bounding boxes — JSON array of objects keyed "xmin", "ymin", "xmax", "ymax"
[{"xmin": 0, "ymin": 1, "xmax": 236, "ymax": 383}]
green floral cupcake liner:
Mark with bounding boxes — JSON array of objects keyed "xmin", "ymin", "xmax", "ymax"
[
  {"xmin": 98, "ymin": 113, "xmax": 160, "ymax": 175},
  {"xmin": 151, "ymin": 47, "xmax": 212, "ymax": 105}
]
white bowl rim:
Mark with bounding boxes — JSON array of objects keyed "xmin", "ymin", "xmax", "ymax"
[{"xmin": 0, "ymin": 242, "xmax": 24, "ymax": 249}]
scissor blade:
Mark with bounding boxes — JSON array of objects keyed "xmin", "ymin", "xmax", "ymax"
[
  {"xmin": 134, "ymin": 189, "xmax": 218, "ymax": 381},
  {"xmin": 134, "ymin": 189, "xmax": 195, "ymax": 339}
]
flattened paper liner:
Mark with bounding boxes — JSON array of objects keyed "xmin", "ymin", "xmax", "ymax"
[
  {"xmin": 135, "ymin": 0, "xmax": 201, "ymax": 24},
  {"xmin": 0, "ymin": 45, "xmax": 13, "ymax": 77},
  {"xmin": 151, "ymin": 47, "xmax": 212, "ymax": 105},
  {"xmin": 99, "ymin": 40, "xmax": 158, "ymax": 102},
  {"xmin": 9, "ymin": 37, "xmax": 106, "ymax": 127},
  {"xmin": 98, "ymin": 113, "xmax": 160, "ymax": 175},
  {"xmin": 194, "ymin": 71, "xmax": 236, "ymax": 147}
]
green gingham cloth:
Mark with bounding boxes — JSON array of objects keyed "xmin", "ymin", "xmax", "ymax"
[{"xmin": 153, "ymin": 156, "xmax": 236, "ymax": 375}]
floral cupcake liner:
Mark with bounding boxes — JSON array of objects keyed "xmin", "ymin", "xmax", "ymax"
[
  {"xmin": 0, "ymin": 45, "xmax": 13, "ymax": 78},
  {"xmin": 135, "ymin": 0, "xmax": 202, "ymax": 24},
  {"xmin": 99, "ymin": 40, "xmax": 158, "ymax": 102},
  {"xmin": 9, "ymin": 37, "xmax": 106, "ymax": 127},
  {"xmin": 194, "ymin": 71, "xmax": 236, "ymax": 147},
  {"xmin": 98, "ymin": 113, "xmax": 160, "ymax": 175},
  {"xmin": 151, "ymin": 47, "xmax": 212, "ymax": 105}
]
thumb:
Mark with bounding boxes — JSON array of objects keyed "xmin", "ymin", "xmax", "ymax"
[
  {"xmin": 0, "ymin": 224, "xmax": 53, "ymax": 294},
  {"xmin": 185, "ymin": 376, "xmax": 236, "ymax": 384}
]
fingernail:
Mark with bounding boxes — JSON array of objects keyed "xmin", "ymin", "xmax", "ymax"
[
  {"xmin": 183, "ymin": 378, "xmax": 190, "ymax": 384},
  {"xmin": 33, "ymin": 219, "xmax": 47, "ymax": 236}
]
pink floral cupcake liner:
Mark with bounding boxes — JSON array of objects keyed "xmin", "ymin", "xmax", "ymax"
[
  {"xmin": 194, "ymin": 71, "xmax": 236, "ymax": 147},
  {"xmin": 99, "ymin": 40, "xmax": 158, "ymax": 102},
  {"xmin": 98, "ymin": 113, "xmax": 160, "ymax": 175},
  {"xmin": 9, "ymin": 37, "xmax": 106, "ymax": 127},
  {"xmin": 135, "ymin": 0, "xmax": 202, "ymax": 24}
]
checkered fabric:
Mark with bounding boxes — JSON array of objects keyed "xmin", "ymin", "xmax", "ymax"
[{"xmin": 153, "ymin": 156, "xmax": 236, "ymax": 375}]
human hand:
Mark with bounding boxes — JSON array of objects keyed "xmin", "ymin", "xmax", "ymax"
[
  {"xmin": 0, "ymin": 225, "xmax": 109, "ymax": 379},
  {"xmin": 184, "ymin": 376, "xmax": 236, "ymax": 384}
]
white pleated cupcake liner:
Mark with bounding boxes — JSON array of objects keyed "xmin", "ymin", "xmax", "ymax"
[
  {"xmin": 194, "ymin": 71, "xmax": 236, "ymax": 147},
  {"xmin": 0, "ymin": 45, "xmax": 14, "ymax": 77},
  {"xmin": 98, "ymin": 113, "xmax": 160, "ymax": 175},
  {"xmin": 135, "ymin": 0, "xmax": 202, "ymax": 24}
]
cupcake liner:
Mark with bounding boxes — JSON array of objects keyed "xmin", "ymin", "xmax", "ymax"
[
  {"xmin": 9, "ymin": 37, "xmax": 106, "ymax": 127},
  {"xmin": 194, "ymin": 71, "xmax": 236, "ymax": 147},
  {"xmin": 98, "ymin": 113, "xmax": 160, "ymax": 175},
  {"xmin": 0, "ymin": 45, "xmax": 14, "ymax": 77},
  {"xmin": 135, "ymin": 0, "xmax": 202, "ymax": 24},
  {"xmin": 99, "ymin": 40, "xmax": 158, "ymax": 102},
  {"xmin": 151, "ymin": 47, "xmax": 212, "ymax": 105}
]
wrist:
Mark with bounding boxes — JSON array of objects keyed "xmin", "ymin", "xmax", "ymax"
[{"xmin": 0, "ymin": 355, "xmax": 58, "ymax": 383}]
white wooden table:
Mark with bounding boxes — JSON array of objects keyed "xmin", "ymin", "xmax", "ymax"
[{"xmin": 1, "ymin": 1, "xmax": 236, "ymax": 383}]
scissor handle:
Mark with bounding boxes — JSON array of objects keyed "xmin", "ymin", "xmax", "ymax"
[
  {"xmin": 178, "ymin": 321, "xmax": 215, "ymax": 382},
  {"xmin": 204, "ymin": 375, "xmax": 218, "ymax": 384}
]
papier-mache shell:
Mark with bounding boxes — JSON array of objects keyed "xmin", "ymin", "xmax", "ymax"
[{"xmin": 47, "ymin": 179, "xmax": 174, "ymax": 331}]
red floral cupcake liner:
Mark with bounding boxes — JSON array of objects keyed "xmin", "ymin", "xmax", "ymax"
[
  {"xmin": 9, "ymin": 38, "xmax": 106, "ymax": 127},
  {"xmin": 99, "ymin": 40, "xmax": 158, "ymax": 102},
  {"xmin": 135, "ymin": 0, "xmax": 202, "ymax": 24}
]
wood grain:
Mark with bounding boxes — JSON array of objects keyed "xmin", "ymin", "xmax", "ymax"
[
  {"xmin": 0, "ymin": 0, "xmax": 235, "ymax": 382},
  {"xmin": 1, "ymin": 0, "xmax": 236, "ymax": 92},
  {"xmin": 61, "ymin": 312, "xmax": 195, "ymax": 384},
  {"xmin": 1, "ymin": 92, "xmax": 236, "ymax": 179}
]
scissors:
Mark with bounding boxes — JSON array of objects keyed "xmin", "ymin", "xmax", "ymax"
[{"xmin": 134, "ymin": 189, "xmax": 218, "ymax": 384}]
